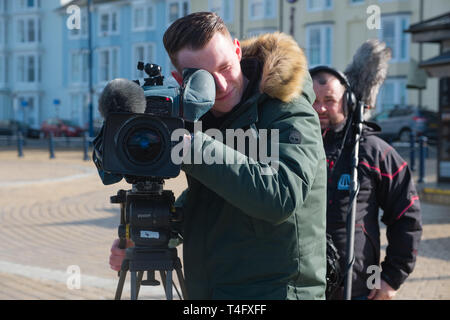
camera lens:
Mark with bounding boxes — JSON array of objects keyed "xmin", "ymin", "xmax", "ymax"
[{"xmin": 126, "ymin": 128, "xmax": 162, "ymax": 163}]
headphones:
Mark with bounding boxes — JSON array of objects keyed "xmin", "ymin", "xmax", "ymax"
[{"xmin": 309, "ymin": 65, "xmax": 357, "ymax": 115}]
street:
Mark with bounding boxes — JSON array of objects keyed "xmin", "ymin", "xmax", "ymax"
[{"xmin": 0, "ymin": 148, "xmax": 448, "ymax": 300}]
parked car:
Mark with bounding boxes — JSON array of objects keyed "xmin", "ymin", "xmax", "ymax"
[
  {"xmin": 40, "ymin": 118, "xmax": 85, "ymax": 138},
  {"xmin": 0, "ymin": 120, "xmax": 41, "ymax": 139},
  {"xmin": 369, "ymin": 106, "xmax": 438, "ymax": 143}
]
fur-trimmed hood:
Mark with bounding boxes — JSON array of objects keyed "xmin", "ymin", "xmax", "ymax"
[{"xmin": 241, "ymin": 32, "xmax": 307, "ymax": 103}]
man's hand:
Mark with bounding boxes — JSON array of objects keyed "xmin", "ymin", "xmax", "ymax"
[
  {"xmin": 109, "ymin": 238, "xmax": 134, "ymax": 272},
  {"xmin": 368, "ymin": 279, "xmax": 397, "ymax": 300}
]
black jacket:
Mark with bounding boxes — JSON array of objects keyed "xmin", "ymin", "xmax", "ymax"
[{"xmin": 323, "ymin": 120, "xmax": 422, "ymax": 298}]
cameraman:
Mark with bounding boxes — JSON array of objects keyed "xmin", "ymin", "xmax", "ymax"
[
  {"xmin": 310, "ymin": 68, "xmax": 422, "ymax": 299},
  {"xmin": 109, "ymin": 12, "xmax": 327, "ymax": 300}
]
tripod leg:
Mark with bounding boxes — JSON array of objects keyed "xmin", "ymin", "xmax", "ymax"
[
  {"xmin": 131, "ymin": 271, "xmax": 138, "ymax": 300},
  {"xmin": 175, "ymin": 267, "xmax": 187, "ymax": 300},
  {"xmin": 159, "ymin": 270, "xmax": 167, "ymax": 293},
  {"xmin": 114, "ymin": 269, "xmax": 127, "ymax": 300},
  {"xmin": 166, "ymin": 270, "xmax": 173, "ymax": 300},
  {"xmin": 135, "ymin": 271, "xmax": 144, "ymax": 299}
]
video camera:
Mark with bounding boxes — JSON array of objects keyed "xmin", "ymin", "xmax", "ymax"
[
  {"xmin": 101, "ymin": 62, "xmax": 215, "ymax": 180},
  {"xmin": 95, "ymin": 62, "xmax": 215, "ymax": 300}
]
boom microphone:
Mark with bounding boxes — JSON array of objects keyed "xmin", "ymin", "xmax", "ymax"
[
  {"xmin": 98, "ymin": 78, "xmax": 146, "ymax": 118},
  {"xmin": 344, "ymin": 39, "xmax": 392, "ymax": 109}
]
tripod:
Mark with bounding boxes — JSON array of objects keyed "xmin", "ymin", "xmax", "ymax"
[
  {"xmin": 111, "ymin": 179, "xmax": 187, "ymax": 300},
  {"xmin": 114, "ymin": 247, "xmax": 187, "ymax": 300}
]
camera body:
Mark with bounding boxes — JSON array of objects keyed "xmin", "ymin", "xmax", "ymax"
[{"xmin": 100, "ymin": 63, "xmax": 215, "ymax": 180}]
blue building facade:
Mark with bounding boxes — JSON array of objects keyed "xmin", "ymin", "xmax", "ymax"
[
  {"xmin": 0, "ymin": 0, "xmax": 63, "ymax": 129},
  {"xmin": 0, "ymin": 0, "xmax": 191, "ymax": 129},
  {"xmin": 60, "ymin": 0, "xmax": 190, "ymax": 128}
]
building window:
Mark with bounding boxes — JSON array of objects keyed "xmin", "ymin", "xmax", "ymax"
[
  {"xmin": 16, "ymin": 53, "xmax": 40, "ymax": 83},
  {"xmin": 350, "ymin": 0, "xmax": 364, "ymax": 4},
  {"xmin": 98, "ymin": 9, "xmax": 119, "ymax": 37},
  {"xmin": 70, "ymin": 93, "xmax": 88, "ymax": 125},
  {"xmin": 306, "ymin": 24, "xmax": 333, "ymax": 67},
  {"xmin": 15, "ymin": 16, "xmax": 41, "ymax": 44},
  {"xmin": 378, "ymin": 77, "xmax": 407, "ymax": 111},
  {"xmin": 167, "ymin": 0, "xmax": 190, "ymax": 25},
  {"xmin": 307, "ymin": 0, "xmax": 332, "ymax": 11},
  {"xmin": 249, "ymin": 0, "xmax": 277, "ymax": 20},
  {"xmin": 380, "ymin": 15, "xmax": 410, "ymax": 62},
  {"xmin": 0, "ymin": 18, "xmax": 5, "ymax": 45},
  {"xmin": 132, "ymin": 1, "xmax": 155, "ymax": 31},
  {"xmin": 209, "ymin": 0, "xmax": 234, "ymax": 22},
  {"xmin": 15, "ymin": 0, "xmax": 40, "ymax": 11},
  {"xmin": 133, "ymin": 43, "xmax": 155, "ymax": 79},
  {"xmin": 70, "ymin": 51, "xmax": 89, "ymax": 84},
  {"xmin": 0, "ymin": 55, "xmax": 6, "ymax": 84},
  {"xmin": 98, "ymin": 48, "xmax": 120, "ymax": 83}
]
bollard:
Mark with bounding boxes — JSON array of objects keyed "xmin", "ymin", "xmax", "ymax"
[
  {"xmin": 83, "ymin": 132, "xmax": 89, "ymax": 161},
  {"xmin": 49, "ymin": 132, "xmax": 55, "ymax": 159},
  {"xmin": 418, "ymin": 136, "xmax": 427, "ymax": 183},
  {"xmin": 409, "ymin": 130, "xmax": 416, "ymax": 172},
  {"xmin": 17, "ymin": 131, "xmax": 24, "ymax": 158}
]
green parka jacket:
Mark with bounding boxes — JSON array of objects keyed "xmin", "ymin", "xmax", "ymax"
[{"xmin": 177, "ymin": 33, "xmax": 327, "ymax": 300}]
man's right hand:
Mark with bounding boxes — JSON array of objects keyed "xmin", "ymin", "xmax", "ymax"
[{"xmin": 109, "ymin": 238, "xmax": 134, "ymax": 272}]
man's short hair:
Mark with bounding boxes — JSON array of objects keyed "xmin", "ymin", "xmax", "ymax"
[{"xmin": 163, "ymin": 12, "xmax": 231, "ymax": 70}]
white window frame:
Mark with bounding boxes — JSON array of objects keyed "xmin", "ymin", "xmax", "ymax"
[
  {"xmin": 0, "ymin": 54, "xmax": 6, "ymax": 85},
  {"xmin": 97, "ymin": 47, "xmax": 120, "ymax": 84},
  {"xmin": 306, "ymin": 23, "xmax": 333, "ymax": 67},
  {"xmin": 0, "ymin": 17, "xmax": 5, "ymax": 46},
  {"xmin": 249, "ymin": 0, "xmax": 277, "ymax": 20},
  {"xmin": 69, "ymin": 92, "xmax": 89, "ymax": 126},
  {"xmin": 15, "ymin": 15, "xmax": 41, "ymax": 45},
  {"xmin": 379, "ymin": 14, "xmax": 410, "ymax": 63},
  {"xmin": 70, "ymin": 50, "xmax": 89, "ymax": 85},
  {"xmin": 98, "ymin": 7, "xmax": 120, "ymax": 37},
  {"xmin": 208, "ymin": 0, "xmax": 234, "ymax": 23},
  {"xmin": 131, "ymin": 1, "xmax": 156, "ymax": 32},
  {"xmin": 307, "ymin": 0, "xmax": 333, "ymax": 12},
  {"xmin": 15, "ymin": 52, "xmax": 41, "ymax": 84},
  {"xmin": 167, "ymin": 0, "xmax": 190, "ymax": 26},
  {"xmin": 132, "ymin": 43, "xmax": 156, "ymax": 79}
]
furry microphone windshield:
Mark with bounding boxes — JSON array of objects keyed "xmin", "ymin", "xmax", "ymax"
[{"xmin": 344, "ymin": 39, "xmax": 392, "ymax": 109}]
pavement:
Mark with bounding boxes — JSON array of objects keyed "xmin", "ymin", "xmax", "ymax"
[{"xmin": 0, "ymin": 146, "xmax": 448, "ymax": 300}]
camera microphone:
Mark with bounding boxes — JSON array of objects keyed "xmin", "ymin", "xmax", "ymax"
[{"xmin": 98, "ymin": 78, "xmax": 147, "ymax": 119}]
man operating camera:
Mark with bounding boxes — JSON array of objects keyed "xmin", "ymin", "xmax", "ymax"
[{"xmin": 109, "ymin": 12, "xmax": 327, "ymax": 300}]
